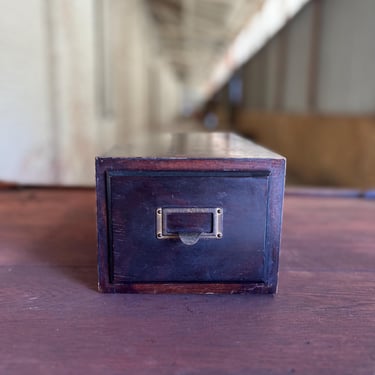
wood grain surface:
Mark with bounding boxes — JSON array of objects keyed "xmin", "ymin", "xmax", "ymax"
[
  {"xmin": 235, "ymin": 111, "xmax": 375, "ymax": 189},
  {"xmin": 0, "ymin": 188, "xmax": 374, "ymax": 375},
  {"xmin": 102, "ymin": 132, "xmax": 285, "ymax": 159}
]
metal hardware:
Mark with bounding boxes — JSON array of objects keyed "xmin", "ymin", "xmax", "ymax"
[{"xmin": 156, "ymin": 207, "xmax": 223, "ymax": 245}]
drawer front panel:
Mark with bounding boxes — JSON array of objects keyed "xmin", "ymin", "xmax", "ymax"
[{"xmin": 108, "ymin": 171, "xmax": 269, "ymax": 283}]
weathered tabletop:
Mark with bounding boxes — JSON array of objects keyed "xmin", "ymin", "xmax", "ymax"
[{"xmin": 0, "ymin": 188, "xmax": 374, "ymax": 375}]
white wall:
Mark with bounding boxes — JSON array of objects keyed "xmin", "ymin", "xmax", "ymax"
[
  {"xmin": 50, "ymin": 0, "xmax": 98, "ymax": 185},
  {"xmin": 284, "ymin": 2, "xmax": 312, "ymax": 112},
  {"xmin": 264, "ymin": 35, "xmax": 279, "ymax": 111},
  {"xmin": 241, "ymin": 0, "xmax": 375, "ymax": 115},
  {"xmin": 109, "ymin": 0, "xmax": 181, "ymax": 137},
  {"xmin": 110, "ymin": 0, "xmax": 150, "ymax": 139},
  {"xmin": 0, "ymin": 0, "xmax": 55, "ymax": 184},
  {"xmin": 0, "ymin": 0, "xmax": 182, "ymax": 185},
  {"xmin": 318, "ymin": 0, "xmax": 375, "ymax": 113}
]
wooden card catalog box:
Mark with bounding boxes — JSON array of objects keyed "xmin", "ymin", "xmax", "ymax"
[{"xmin": 96, "ymin": 132, "xmax": 286, "ymax": 294}]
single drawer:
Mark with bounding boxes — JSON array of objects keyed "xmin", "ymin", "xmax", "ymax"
[
  {"xmin": 96, "ymin": 132, "xmax": 286, "ymax": 294},
  {"xmin": 109, "ymin": 171, "xmax": 268, "ymax": 283}
]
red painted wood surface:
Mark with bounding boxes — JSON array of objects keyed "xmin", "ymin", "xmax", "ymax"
[{"xmin": 0, "ymin": 188, "xmax": 374, "ymax": 375}]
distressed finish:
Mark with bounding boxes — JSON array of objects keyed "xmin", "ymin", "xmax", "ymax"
[
  {"xmin": 1, "ymin": 188, "xmax": 375, "ymax": 375},
  {"xmin": 96, "ymin": 132, "xmax": 286, "ymax": 293}
]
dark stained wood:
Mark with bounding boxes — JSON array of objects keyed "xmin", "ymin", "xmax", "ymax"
[
  {"xmin": 96, "ymin": 132, "xmax": 286, "ymax": 293},
  {"xmin": 110, "ymin": 174, "xmax": 268, "ymax": 284},
  {"xmin": 101, "ymin": 132, "xmax": 285, "ymax": 159},
  {"xmin": 99, "ymin": 282, "xmax": 272, "ymax": 294},
  {"xmin": 0, "ymin": 188, "xmax": 374, "ymax": 375}
]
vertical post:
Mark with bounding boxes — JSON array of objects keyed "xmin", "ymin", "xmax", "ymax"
[
  {"xmin": 44, "ymin": 0, "xmax": 60, "ymax": 182},
  {"xmin": 307, "ymin": 0, "xmax": 322, "ymax": 112},
  {"xmin": 275, "ymin": 26, "xmax": 288, "ymax": 111}
]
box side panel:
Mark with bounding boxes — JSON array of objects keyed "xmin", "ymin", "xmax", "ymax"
[
  {"xmin": 264, "ymin": 159, "xmax": 286, "ymax": 292},
  {"xmin": 96, "ymin": 158, "xmax": 112, "ymax": 292}
]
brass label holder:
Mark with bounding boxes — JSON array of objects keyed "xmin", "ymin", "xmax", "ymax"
[{"xmin": 156, "ymin": 207, "xmax": 223, "ymax": 245}]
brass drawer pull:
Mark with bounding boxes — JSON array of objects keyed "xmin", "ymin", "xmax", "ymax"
[{"xmin": 156, "ymin": 207, "xmax": 223, "ymax": 245}]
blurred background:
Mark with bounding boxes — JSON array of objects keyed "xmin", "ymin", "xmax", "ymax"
[{"xmin": 1, "ymin": 0, "xmax": 374, "ymax": 188}]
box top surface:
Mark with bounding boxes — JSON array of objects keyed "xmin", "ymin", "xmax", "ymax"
[{"xmin": 99, "ymin": 132, "xmax": 285, "ymax": 160}]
